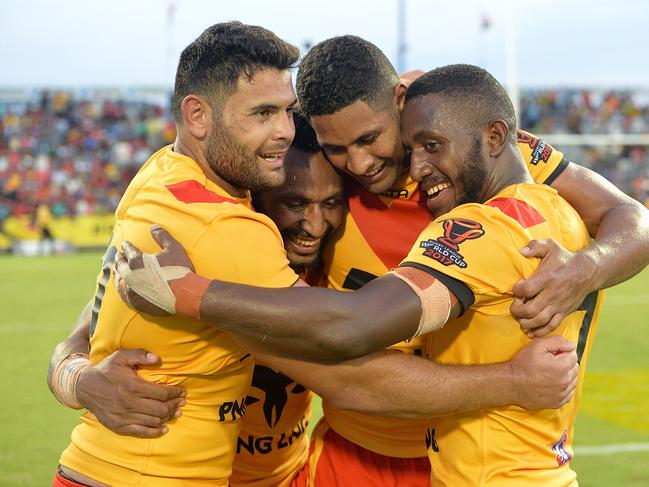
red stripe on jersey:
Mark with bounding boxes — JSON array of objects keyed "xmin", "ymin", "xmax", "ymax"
[
  {"xmin": 165, "ymin": 180, "xmax": 240, "ymax": 205},
  {"xmin": 347, "ymin": 183, "xmax": 431, "ymax": 269},
  {"xmin": 485, "ymin": 197, "xmax": 545, "ymax": 228}
]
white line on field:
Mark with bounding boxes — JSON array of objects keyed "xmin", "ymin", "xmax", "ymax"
[{"xmin": 575, "ymin": 442, "xmax": 649, "ymax": 455}]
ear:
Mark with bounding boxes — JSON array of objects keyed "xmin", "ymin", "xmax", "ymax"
[
  {"xmin": 393, "ymin": 82, "xmax": 408, "ymax": 113},
  {"xmin": 485, "ymin": 120, "xmax": 510, "ymax": 158},
  {"xmin": 180, "ymin": 95, "xmax": 211, "ymax": 139}
]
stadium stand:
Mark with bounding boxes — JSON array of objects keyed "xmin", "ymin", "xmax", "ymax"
[{"xmin": 1, "ymin": 88, "xmax": 648, "ymax": 254}]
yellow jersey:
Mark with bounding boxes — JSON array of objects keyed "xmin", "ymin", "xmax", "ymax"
[
  {"xmin": 400, "ymin": 183, "xmax": 602, "ymax": 486},
  {"xmin": 320, "ymin": 131, "xmax": 569, "ymax": 458},
  {"xmin": 60, "ymin": 145, "xmax": 298, "ymax": 486}
]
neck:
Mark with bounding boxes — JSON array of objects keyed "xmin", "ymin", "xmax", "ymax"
[
  {"xmin": 480, "ymin": 150, "xmax": 534, "ymax": 202},
  {"xmin": 173, "ymin": 134, "xmax": 247, "ymax": 198}
]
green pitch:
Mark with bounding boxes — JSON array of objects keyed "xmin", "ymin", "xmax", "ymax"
[{"xmin": 1, "ymin": 253, "xmax": 647, "ymax": 486}]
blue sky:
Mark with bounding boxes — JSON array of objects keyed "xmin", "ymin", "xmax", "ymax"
[{"xmin": 2, "ymin": 0, "xmax": 646, "ymax": 89}]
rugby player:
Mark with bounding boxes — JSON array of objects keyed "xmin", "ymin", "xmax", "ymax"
[
  {"xmin": 49, "ymin": 22, "xmax": 302, "ymax": 487},
  {"xmin": 113, "ymin": 64, "xmax": 608, "ymax": 486},
  {"xmin": 48, "ymin": 112, "xmax": 344, "ymax": 486},
  {"xmin": 292, "ymin": 35, "xmax": 649, "ymax": 485}
]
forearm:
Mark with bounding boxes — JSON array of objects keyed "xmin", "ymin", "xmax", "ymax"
[
  {"xmin": 260, "ymin": 350, "xmax": 516, "ymax": 418},
  {"xmin": 47, "ymin": 303, "xmax": 92, "ymax": 393},
  {"xmin": 197, "ymin": 276, "xmax": 421, "ymax": 360},
  {"xmin": 581, "ymin": 202, "xmax": 649, "ymax": 289}
]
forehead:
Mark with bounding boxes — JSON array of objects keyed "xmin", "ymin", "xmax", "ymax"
[
  {"xmin": 225, "ymin": 68, "xmax": 296, "ymax": 108},
  {"xmin": 279, "ymin": 150, "xmax": 342, "ymax": 196},
  {"xmin": 401, "ymin": 94, "xmax": 453, "ymax": 140},
  {"xmin": 310, "ymin": 99, "xmax": 396, "ymax": 146}
]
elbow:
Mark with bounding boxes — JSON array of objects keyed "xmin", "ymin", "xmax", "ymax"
[{"xmin": 311, "ymin": 323, "xmax": 374, "ymax": 360}]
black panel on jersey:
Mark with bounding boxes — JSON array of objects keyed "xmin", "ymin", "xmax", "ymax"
[
  {"xmin": 543, "ymin": 158, "xmax": 570, "ymax": 186},
  {"xmin": 576, "ymin": 290, "xmax": 600, "ymax": 364},
  {"xmin": 399, "ymin": 262, "xmax": 475, "ymax": 315},
  {"xmin": 342, "ymin": 268, "xmax": 379, "ymax": 290}
]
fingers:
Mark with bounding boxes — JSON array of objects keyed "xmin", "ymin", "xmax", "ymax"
[
  {"xmin": 525, "ymin": 313, "xmax": 564, "ymax": 338},
  {"xmin": 121, "ymin": 240, "xmax": 143, "ymax": 262},
  {"xmin": 150, "ymin": 224, "xmax": 178, "ymax": 252},
  {"xmin": 117, "ymin": 423, "xmax": 170, "ymax": 439},
  {"xmin": 519, "ymin": 239, "xmax": 554, "ymax": 258},
  {"xmin": 539, "ymin": 335, "xmax": 577, "ymax": 354},
  {"xmin": 112, "ymin": 348, "xmax": 160, "ymax": 368}
]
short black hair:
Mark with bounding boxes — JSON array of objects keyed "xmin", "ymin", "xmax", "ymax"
[
  {"xmin": 173, "ymin": 21, "xmax": 299, "ymax": 123},
  {"xmin": 290, "ymin": 111, "xmax": 321, "ymax": 155},
  {"xmin": 296, "ymin": 35, "xmax": 399, "ymax": 117},
  {"xmin": 405, "ymin": 64, "xmax": 517, "ymax": 144}
]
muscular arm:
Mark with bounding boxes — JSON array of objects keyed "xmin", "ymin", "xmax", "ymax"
[
  {"xmin": 47, "ymin": 303, "xmax": 185, "ymax": 437},
  {"xmin": 513, "ymin": 162, "xmax": 649, "ymax": 334},
  {"xmin": 237, "ymin": 336, "xmax": 578, "ymax": 417}
]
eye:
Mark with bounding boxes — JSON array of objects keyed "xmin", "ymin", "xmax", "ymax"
[
  {"xmin": 285, "ymin": 201, "xmax": 306, "ymax": 211},
  {"xmin": 323, "ymin": 146, "xmax": 346, "ymax": 156},
  {"xmin": 322, "ymin": 198, "xmax": 342, "ymax": 210},
  {"xmin": 358, "ymin": 134, "xmax": 378, "ymax": 146},
  {"xmin": 424, "ymin": 141, "xmax": 439, "ymax": 152}
]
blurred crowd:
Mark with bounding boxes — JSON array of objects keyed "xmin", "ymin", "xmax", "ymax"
[
  {"xmin": 1, "ymin": 88, "xmax": 648, "ymax": 231},
  {"xmin": 520, "ymin": 88, "xmax": 649, "ymax": 203},
  {"xmin": 0, "ymin": 90, "xmax": 176, "ymax": 228}
]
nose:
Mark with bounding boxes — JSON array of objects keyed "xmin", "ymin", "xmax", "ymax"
[
  {"xmin": 302, "ymin": 204, "xmax": 327, "ymax": 239},
  {"xmin": 274, "ymin": 110, "xmax": 295, "ymax": 142},
  {"xmin": 409, "ymin": 149, "xmax": 433, "ymax": 182},
  {"xmin": 347, "ymin": 146, "xmax": 376, "ymax": 176}
]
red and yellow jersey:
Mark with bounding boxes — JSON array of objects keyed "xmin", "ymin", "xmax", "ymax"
[
  {"xmin": 321, "ymin": 132, "xmax": 568, "ymax": 458},
  {"xmin": 60, "ymin": 145, "xmax": 298, "ymax": 487},
  {"xmin": 400, "ymin": 183, "xmax": 602, "ymax": 486}
]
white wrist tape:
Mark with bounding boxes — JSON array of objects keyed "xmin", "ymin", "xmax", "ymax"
[
  {"xmin": 52, "ymin": 353, "xmax": 91, "ymax": 410},
  {"xmin": 115, "ymin": 253, "xmax": 191, "ymax": 314},
  {"xmin": 388, "ymin": 269, "xmax": 452, "ymax": 337}
]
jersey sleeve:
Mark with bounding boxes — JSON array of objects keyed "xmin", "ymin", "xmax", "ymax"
[
  {"xmin": 190, "ymin": 211, "xmax": 298, "ymax": 289},
  {"xmin": 516, "ymin": 130, "xmax": 569, "ymax": 185},
  {"xmin": 398, "ymin": 204, "xmax": 526, "ymax": 314}
]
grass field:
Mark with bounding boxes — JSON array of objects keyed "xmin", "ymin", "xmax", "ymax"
[{"xmin": 0, "ymin": 253, "xmax": 647, "ymax": 486}]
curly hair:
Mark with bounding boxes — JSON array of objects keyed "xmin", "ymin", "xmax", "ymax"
[
  {"xmin": 172, "ymin": 21, "xmax": 299, "ymax": 123},
  {"xmin": 296, "ymin": 35, "xmax": 399, "ymax": 117}
]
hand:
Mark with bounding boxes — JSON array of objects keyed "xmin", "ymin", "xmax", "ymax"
[
  {"xmin": 114, "ymin": 224, "xmax": 195, "ymax": 315},
  {"xmin": 511, "ymin": 239, "xmax": 596, "ymax": 337},
  {"xmin": 76, "ymin": 348, "xmax": 186, "ymax": 438},
  {"xmin": 510, "ymin": 336, "xmax": 578, "ymax": 410}
]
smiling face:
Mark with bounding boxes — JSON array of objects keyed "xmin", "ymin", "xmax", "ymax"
[
  {"xmin": 206, "ymin": 68, "xmax": 297, "ymax": 192},
  {"xmin": 255, "ymin": 147, "xmax": 344, "ymax": 271},
  {"xmin": 401, "ymin": 93, "xmax": 488, "ymax": 218},
  {"xmin": 310, "ymin": 99, "xmax": 407, "ymax": 194}
]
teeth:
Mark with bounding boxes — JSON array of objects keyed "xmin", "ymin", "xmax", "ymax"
[
  {"xmin": 426, "ymin": 182, "xmax": 451, "ymax": 197},
  {"xmin": 365, "ymin": 163, "xmax": 384, "ymax": 177},
  {"xmin": 292, "ymin": 236, "xmax": 320, "ymax": 247},
  {"xmin": 261, "ymin": 154, "xmax": 280, "ymax": 161}
]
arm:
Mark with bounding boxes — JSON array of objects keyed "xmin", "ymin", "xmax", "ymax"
[
  {"xmin": 114, "ymin": 226, "xmax": 448, "ymax": 361},
  {"xmin": 237, "ymin": 335, "xmax": 578, "ymax": 417},
  {"xmin": 513, "ymin": 162, "xmax": 649, "ymax": 335},
  {"xmin": 48, "ymin": 303, "xmax": 186, "ymax": 438}
]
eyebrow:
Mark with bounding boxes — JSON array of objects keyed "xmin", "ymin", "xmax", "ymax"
[{"xmin": 250, "ymin": 97, "xmax": 298, "ymax": 112}]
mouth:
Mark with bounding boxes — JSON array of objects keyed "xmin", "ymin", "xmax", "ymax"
[
  {"xmin": 356, "ymin": 161, "xmax": 387, "ymax": 185},
  {"xmin": 286, "ymin": 234, "xmax": 322, "ymax": 255},
  {"xmin": 420, "ymin": 179, "xmax": 454, "ymax": 217},
  {"xmin": 258, "ymin": 151, "xmax": 288, "ymax": 169}
]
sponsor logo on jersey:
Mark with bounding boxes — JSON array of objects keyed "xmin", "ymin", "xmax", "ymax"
[
  {"xmin": 218, "ymin": 396, "xmax": 247, "ymax": 422},
  {"xmin": 551, "ymin": 429, "xmax": 573, "ymax": 466},
  {"xmin": 237, "ymin": 416, "xmax": 309, "ymax": 455},
  {"xmin": 517, "ymin": 131, "xmax": 553, "ymax": 165},
  {"xmin": 425, "ymin": 427, "xmax": 440, "ymax": 453},
  {"xmin": 419, "ymin": 218, "xmax": 485, "ymax": 268},
  {"xmin": 245, "ymin": 365, "xmax": 307, "ymax": 428}
]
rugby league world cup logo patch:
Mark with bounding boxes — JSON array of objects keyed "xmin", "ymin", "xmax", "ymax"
[{"xmin": 419, "ymin": 218, "xmax": 485, "ymax": 268}]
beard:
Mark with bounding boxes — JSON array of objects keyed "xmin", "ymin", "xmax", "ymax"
[
  {"xmin": 205, "ymin": 119, "xmax": 285, "ymax": 193},
  {"xmin": 456, "ymin": 137, "xmax": 488, "ymax": 205}
]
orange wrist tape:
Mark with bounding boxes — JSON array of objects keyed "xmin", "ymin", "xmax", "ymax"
[{"xmin": 169, "ymin": 273, "xmax": 211, "ymax": 320}]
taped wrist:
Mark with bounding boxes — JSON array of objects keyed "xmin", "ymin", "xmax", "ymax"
[
  {"xmin": 51, "ymin": 353, "xmax": 91, "ymax": 409},
  {"xmin": 169, "ymin": 272, "xmax": 211, "ymax": 320},
  {"xmin": 388, "ymin": 267, "xmax": 451, "ymax": 337},
  {"xmin": 115, "ymin": 253, "xmax": 192, "ymax": 314}
]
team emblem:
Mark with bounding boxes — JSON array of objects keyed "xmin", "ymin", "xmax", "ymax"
[
  {"xmin": 419, "ymin": 218, "xmax": 484, "ymax": 268},
  {"xmin": 551, "ymin": 429, "xmax": 573, "ymax": 466}
]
